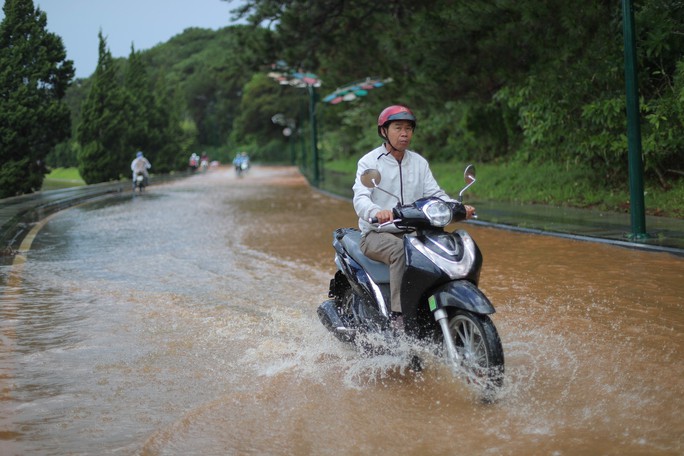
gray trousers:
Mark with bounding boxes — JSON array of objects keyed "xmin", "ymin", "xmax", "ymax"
[{"xmin": 360, "ymin": 231, "xmax": 406, "ymax": 313}]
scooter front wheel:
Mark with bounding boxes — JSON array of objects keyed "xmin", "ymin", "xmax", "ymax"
[{"xmin": 435, "ymin": 310, "xmax": 504, "ymax": 390}]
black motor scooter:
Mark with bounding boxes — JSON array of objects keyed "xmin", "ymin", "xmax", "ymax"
[{"xmin": 317, "ymin": 165, "xmax": 504, "ymax": 390}]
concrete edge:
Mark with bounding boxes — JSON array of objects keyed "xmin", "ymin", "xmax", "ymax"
[{"xmin": 468, "ymin": 220, "xmax": 684, "ymax": 257}]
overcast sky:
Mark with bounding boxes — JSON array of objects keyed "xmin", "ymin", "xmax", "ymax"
[{"xmin": 1, "ymin": 0, "xmax": 245, "ymax": 78}]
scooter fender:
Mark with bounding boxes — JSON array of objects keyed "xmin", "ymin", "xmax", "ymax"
[{"xmin": 428, "ymin": 280, "xmax": 495, "ymax": 315}]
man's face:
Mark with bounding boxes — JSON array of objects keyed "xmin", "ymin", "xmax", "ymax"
[{"xmin": 384, "ymin": 120, "xmax": 414, "ymax": 152}]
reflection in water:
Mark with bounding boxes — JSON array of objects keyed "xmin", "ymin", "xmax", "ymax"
[{"xmin": 1, "ymin": 166, "xmax": 682, "ymax": 455}]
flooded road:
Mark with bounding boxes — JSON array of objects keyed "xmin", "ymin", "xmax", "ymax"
[{"xmin": 1, "ymin": 166, "xmax": 682, "ymax": 455}]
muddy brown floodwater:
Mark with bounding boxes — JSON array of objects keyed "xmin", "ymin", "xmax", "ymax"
[{"xmin": 1, "ymin": 166, "xmax": 682, "ymax": 455}]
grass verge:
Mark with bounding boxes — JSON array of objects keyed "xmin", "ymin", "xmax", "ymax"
[{"xmin": 42, "ymin": 167, "xmax": 85, "ymax": 191}]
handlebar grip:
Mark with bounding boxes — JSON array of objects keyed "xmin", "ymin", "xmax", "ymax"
[{"xmin": 369, "ymin": 217, "xmax": 379, "ymax": 224}]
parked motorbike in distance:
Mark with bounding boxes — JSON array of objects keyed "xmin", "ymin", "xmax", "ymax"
[{"xmin": 317, "ymin": 165, "xmax": 504, "ymax": 396}]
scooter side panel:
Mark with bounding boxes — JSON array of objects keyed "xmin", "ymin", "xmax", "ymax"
[{"xmin": 333, "ymin": 246, "xmax": 391, "ymax": 315}]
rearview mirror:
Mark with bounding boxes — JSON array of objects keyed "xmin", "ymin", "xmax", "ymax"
[
  {"xmin": 360, "ymin": 168, "xmax": 381, "ymax": 188},
  {"xmin": 464, "ymin": 164, "xmax": 476, "ymax": 185},
  {"xmin": 458, "ymin": 164, "xmax": 477, "ymax": 202},
  {"xmin": 359, "ymin": 168, "xmax": 401, "ymax": 202}
]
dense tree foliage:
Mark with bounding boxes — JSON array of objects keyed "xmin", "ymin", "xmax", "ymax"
[
  {"xmin": 0, "ymin": 0, "xmax": 74, "ymax": 198},
  {"xmin": 123, "ymin": 46, "xmax": 185, "ymax": 174},
  {"xmin": 123, "ymin": 46, "xmax": 155, "ymax": 162},
  {"xmin": 75, "ymin": 34, "xmax": 189, "ymax": 183},
  {"xmin": 230, "ymin": 72, "xmax": 310, "ymax": 162},
  {"xmin": 77, "ymin": 32, "xmax": 131, "ymax": 184},
  {"xmin": 231, "ymin": 0, "xmax": 683, "ymax": 186},
  {"xmin": 45, "ymin": 77, "xmax": 93, "ymax": 169},
  {"xmin": 3, "ymin": 0, "xmax": 682, "ymax": 196},
  {"xmin": 142, "ymin": 25, "xmax": 276, "ymax": 160},
  {"xmin": 146, "ymin": 78, "xmax": 188, "ymax": 173}
]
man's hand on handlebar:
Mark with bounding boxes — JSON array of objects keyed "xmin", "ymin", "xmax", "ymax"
[
  {"xmin": 374, "ymin": 209, "xmax": 394, "ymax": 224},
  {"xmin": 464, "ymin": 205, "xmax": 477, "ymax": 219},
  {"xmin": 370, "ymin": 205, "xmax": 476, "ymax": 224}
]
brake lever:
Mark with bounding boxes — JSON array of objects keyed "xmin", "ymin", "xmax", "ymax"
[
  {"xmin": 368, "ymin": 217, "xmax": 403, "ymax": 227},
  {"xmin": 380, "ymin": 219, "xmax": 402, "ymax": 227}
]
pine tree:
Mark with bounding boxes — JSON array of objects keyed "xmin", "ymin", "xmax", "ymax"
[
  {"xmin": 123, "ymin": 45, "xmax": 153, "ymax": 160},
  {"xmin": 124, "ymin": 46, "xmax": 185, "ymax": 174},
  {"xmin": 148, "ymin": 80, "xmax": 186, "ymax": 173},
  {"xmin": 77, "ymin": 31, "xmax": 130, "ymax": 184},
  {"xmin": 0, "ymin": 0, "xmax": 74, "ymax": 198}
]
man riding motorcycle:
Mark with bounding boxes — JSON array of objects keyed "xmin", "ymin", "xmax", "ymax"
[
  {"xmin": 352, "ymin": 105, "xmax": 476, "ymax": 330},
  {"xmin": 131, "ymin": 151, "xmax": 151, "ymax": 189}
]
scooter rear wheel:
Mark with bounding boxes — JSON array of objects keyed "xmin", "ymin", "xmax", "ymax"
[{"xmin": 435, "ymin": 309, "xmax": 504, "ymax": 390}]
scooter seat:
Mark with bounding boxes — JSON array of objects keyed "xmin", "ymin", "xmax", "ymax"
[{"xmin": 340, "ymin": 230, "xmax": 390, "ymax": 284}]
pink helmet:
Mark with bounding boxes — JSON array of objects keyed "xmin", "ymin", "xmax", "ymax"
[{"xmin": 377, "ymin": 105, "xmax": 416, "ymax": 139}]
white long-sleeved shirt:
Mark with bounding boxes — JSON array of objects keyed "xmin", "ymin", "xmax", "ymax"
[
  {"xmin": 352, "ymin": 145, "xmax": 450, "ymax": 234},
  {"xmin": 131, "ymin": 157, "xmax": 151, "ymax": 176}
]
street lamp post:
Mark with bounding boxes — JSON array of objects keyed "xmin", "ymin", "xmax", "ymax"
[
  {"xmin": 268, "ymin": 63, "xmax": 322, "ymax": 187},
  {"xmin": 271, "ymin": 113, "xmax": 297, "ymax": 165},
  {"xmin": 622, "ymin": 0, "xmax": 647, "ymax": 240},
  {"xmin": 308, "ymin": 84, "xmax": 319, "ymax": 186}
]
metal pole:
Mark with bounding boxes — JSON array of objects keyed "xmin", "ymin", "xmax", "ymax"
[
  {"xmin": 622, "ymin": 0, "xmax": 647, "ymax": 239},
  {"xmin": 308, "ymin": 85, "xmax": 319, "ymax": 187},
  {"xmin": 301, "ymin": 128, "xmax": 307, "ymax": 174},
  {"xmin": 267, "ymin": 65, "xmax": 321, "ymax": 185}
]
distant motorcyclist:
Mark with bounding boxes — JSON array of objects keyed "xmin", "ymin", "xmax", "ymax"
[
  {"xmin": 200, "ymin": 153, "xmax": 209, "ymax": 172},
  {"xmin": 189, "ymin": 153, "xmax": 199, "ymax": 172},
  {"xmin": 233, "ymin": 151, "xmax": 250, "ymax": 175},
  {"xmin": 131, "ymin": 151, "xmax": 151, "ymax": 189}
]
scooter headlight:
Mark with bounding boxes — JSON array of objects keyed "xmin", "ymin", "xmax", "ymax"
[{"xmin": 422, "ymin": 200, "xmax": 452, "ymax": 227}]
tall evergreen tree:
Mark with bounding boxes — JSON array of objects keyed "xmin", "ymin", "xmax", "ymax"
[
  {"xmin": 0, "ymin": 0, "xmax": 74, "ymax": 198},
  {"xmin": 124, "ymin": 45, "xmax": 186, "ymax": 173},
  {"xmin": 123, "ymin": 45, "xmax": 153, "ymax": 157},
  {"xmin": 150, "ymin": 81, "xmax": 186, "ymax": 173},
  {"xmin": 77, "ymin": 31, "xmax": 130, "ymax": 184}
]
